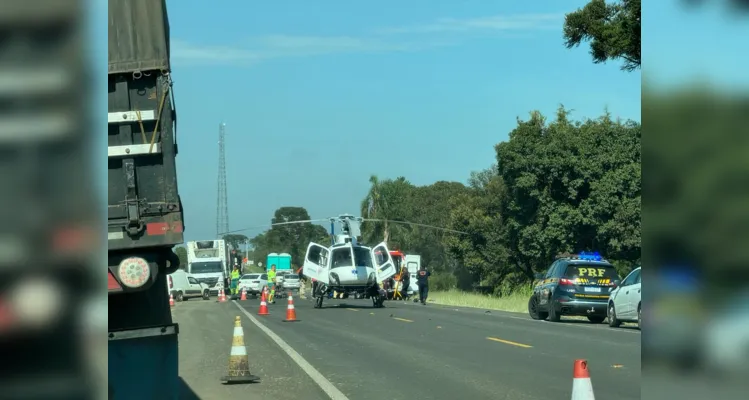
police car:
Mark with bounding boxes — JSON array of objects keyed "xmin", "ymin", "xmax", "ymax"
[{"xmin": 528, "ymin": 252, "xmax": 621, "ymax": 323}]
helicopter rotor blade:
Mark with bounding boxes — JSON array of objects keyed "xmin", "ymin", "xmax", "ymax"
[
  {"xmin": 362, "ymin": 218, "xmax": 468, "ymax": 235},
  {"xmin": 219, "ymin": 219, "xmax": 330, "ymax": 235}
]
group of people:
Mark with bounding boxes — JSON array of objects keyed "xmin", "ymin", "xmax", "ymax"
[
  {"xmin": 229, "ymin": 263, "xmax": 279, "ymax": 304},
  {"xmin": 387, "ymin": 265, "xmax": 431, "ymax": 304}
]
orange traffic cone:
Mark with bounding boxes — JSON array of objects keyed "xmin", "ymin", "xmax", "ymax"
[
  {"xmin": 220, "ymin": 316, "xmax": 260, "ymax": 384},
  {"xmin": 283, "ymin": 292, "xmax": 298, "ymax": 322},
  {"xmin": 240, "ymin": 287, "xmax": 247, "ymax": 301},
  {"xmin": 218, "ymin": 289, "xmax": 226, "ymax": 303},
  {"xmin": 258, "ymin": 292, "xmax": 269, "ymax": 316},
  {"xmin": 169, "ymin": 293, "xmax": 175, "ymax": 307},
  {"xmin": 571, "ymin": 359, "xmax": 595, "ymax": 399}
]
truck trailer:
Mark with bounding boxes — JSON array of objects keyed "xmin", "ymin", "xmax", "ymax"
[{"xmin": 107, "ymin": 0, "xmax": 183, "ymax": 398}]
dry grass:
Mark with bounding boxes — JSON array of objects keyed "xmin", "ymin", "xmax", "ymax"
[{"xmin": 428, "ymin": 288, "xmax": 532, "ymax": 313}]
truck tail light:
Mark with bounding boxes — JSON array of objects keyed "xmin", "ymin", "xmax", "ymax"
[
  {"xmin": 108, "ymin": 270, "xmax": 122, "ymax": 291},
  {"xmin": 117, "ymin": 257, "xmax": 150, "ymax": 289}
]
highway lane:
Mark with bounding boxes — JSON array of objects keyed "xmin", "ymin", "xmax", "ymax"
[
  {"xmin": 170, "ymin": 298, "xmax": 329, "ymax": 400},
  {"xmin": 233, "ymin": 295, "xmax": 641, "ymax": 400}
]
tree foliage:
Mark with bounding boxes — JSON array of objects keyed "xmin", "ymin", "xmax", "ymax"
[
  {"xmin": 563, "ymin": 0, "xmax": 641, "ymax": 72},
  {"xmin": 222, "ymin": 234, "xmax": 249, "ymax": 250},
  {"xmin": 174, "ymin": 246, "xmax": 188, "ymax": 269},
  {"xmin": 249, "ymin": 206, "xmax": 329, "ymax": 268},
  {"xmin": 359, "ymin": 107, "xmax": 641, "ymax": 294}
]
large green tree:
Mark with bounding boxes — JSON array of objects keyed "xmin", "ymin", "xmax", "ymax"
[
  {"xmin": 444, "ymin": 107, "xmax": 640, "ymax": 292},
  {"xmin": 563, "ymin": 0, "xmax": 641, "ymax": 72},
  {"xmin": 360, "ymin": 175, "xmax": 415, "ymax": 246},
  {"xmin": 249, "ymin": 206, "xmax": 330, "ymax": 268}
]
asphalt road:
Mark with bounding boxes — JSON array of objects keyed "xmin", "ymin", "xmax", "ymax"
[{"xmin": 174, "ymin": 294, "xmax": 641, "ymax": 400}]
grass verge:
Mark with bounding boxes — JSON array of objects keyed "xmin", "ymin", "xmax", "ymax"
[{"xmin": 427, "ymin": 288, "xmax": 531, "ymax": 313}]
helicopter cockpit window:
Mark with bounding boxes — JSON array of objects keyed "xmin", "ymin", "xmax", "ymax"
[
  {"xmin": 353, "ymin": 247, "xmax": 373, "ymax": 268},
  {"xmin": 332, "ymin": 248, "xmax": 353, "ymax": 268}
]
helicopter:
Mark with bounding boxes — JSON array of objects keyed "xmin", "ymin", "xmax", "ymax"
[
  {"xmin": 221, "ymin": 213, "xmax": 467, "ymax": 309},
  {"xmin": 302, "ymin": 214, "xmax": 396, "ymax": 309}
]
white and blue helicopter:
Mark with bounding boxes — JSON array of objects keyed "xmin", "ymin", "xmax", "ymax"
[{"xmin": 303, "ymin": 214, "xmax": 396, "ymax": 309}]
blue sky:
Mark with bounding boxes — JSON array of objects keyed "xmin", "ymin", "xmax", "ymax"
[
  {"xmin": 644, "ymin": 1, "xmax": 749, "ymax": 91},
  {"xmin": 162, "ymin": 0, "xmax": 642, "ymax": 242}
]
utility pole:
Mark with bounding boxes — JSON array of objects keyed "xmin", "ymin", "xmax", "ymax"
[{"xmin": 216, "ymin": 122, "xmax": 229, "ymax": 237}]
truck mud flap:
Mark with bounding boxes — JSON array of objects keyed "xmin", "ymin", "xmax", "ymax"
[{"xmin": 108, "ymin": 324, "xmax": 179, "ymax": 399}]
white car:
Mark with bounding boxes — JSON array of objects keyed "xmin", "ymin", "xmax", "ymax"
[
  {"xmin": 238, "ymin": 273, "xmax": 267, "ymax": 296},
  {"xmin": 283, "ymin": 274, "xmax": 301, "ymax": 290},
  {"xmin": 607, "ymin": 266, "xmax": 641, "ymax": 329},
  {"xmin": 167, "ymin": 270, "xmax": 211, "ymax": 301}
]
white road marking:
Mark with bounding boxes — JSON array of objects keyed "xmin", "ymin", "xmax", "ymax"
[{"xmin": 233, "ymin": 301, "xmax": 349, "ymax": 400}]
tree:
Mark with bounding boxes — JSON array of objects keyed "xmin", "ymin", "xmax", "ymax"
[
  {"xmin": 174, "ymin": 246, "xmax": 188, "ymax": 269},
  {"xmin": 360, "ymin": 175, "xmax": 415, "ymax": 246},
  {"xmin": 443, "ymin": 107, "xmax": 640, "ymax": 294},
  {"xmin": 222, "ymin": 233, "xmax": 249, "ymax": 250},
  {"xmin": 249, "ymin": 206, "xmax": 331, "ymax": 268},
  {"xmin": 563, "ymin": 0, "xmax": 641, "ymax": 72}
]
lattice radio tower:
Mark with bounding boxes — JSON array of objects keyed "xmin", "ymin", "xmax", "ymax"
[{"xmin": 216, "ymin": 122, "xmax": 229, "ymax": 237}]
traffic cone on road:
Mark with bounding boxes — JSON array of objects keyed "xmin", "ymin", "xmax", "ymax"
[
  {"xmin": 283, "ymin": 292, "xmax": 298, "ymax": 322},
  {"xmin": 169, "ymin": 293, "xmax": 175, "ymax": 307},
  {"xmin": 240, "ymin": 287, "xmax": 247, "ymax": 301},
  {"xmin": 220, "ymin": 316, "xmax": 260, "ymax": 384},
  {"xmin": 258, "ymin": 291, "xmax": 269, "ymax": 316},
  {"xmin": 571, "ymin": 359, "xmax": 595, "ymax": 399},
  {"xmin": 218, "ymin": 289, "xmax": 226, "ymax": 303}
]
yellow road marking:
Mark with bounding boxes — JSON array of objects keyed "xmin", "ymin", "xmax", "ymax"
[
  {"xmin": 346, "ymin": 308, "xmax": 359, "ymax": 311},
  {"xmin": 486, "ymin": 337, "xmax": 532, "ymax": 348},
  {"xmin": 393, "ymin": 317, "xmax": 413, "ymax": 323}
]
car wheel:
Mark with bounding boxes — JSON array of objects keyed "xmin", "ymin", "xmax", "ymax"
[
  {"xmin": 528, "ymin": 296, "xmax": 541, "ymax": 320},
  {"xmin": 608, "ymin": 303, "xmax": 621, "ymax": 327},
  {"xmin": 202, "ymin": 290, "xmax": 210, "ymax": 300},
  {"xmin": 176, "ymin": 291, "xmax": 184, "ymax": 302},
  {"xmin": 587, "ymin": 315, "xmax": 605, "ymax": 324},
  {"xmin": 637, "ymin": 304, "xmax": 641, "ymax": 330},
  {"xmin": 547, "ymin": 299, "xmax": 560, "ymax": 322}
]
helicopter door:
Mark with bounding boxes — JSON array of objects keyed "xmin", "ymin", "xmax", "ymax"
[
  {"xmin": 302, "ymin": 242, "xmax": 330, "ymax": 284},
  {"xmin": 371, "ymin": 242, "xmax": 396, "ymax": 282}
]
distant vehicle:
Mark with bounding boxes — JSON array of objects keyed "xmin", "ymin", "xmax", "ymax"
[
  {"xmin": 166, "ymin": 270, "xmax": 211, "ymax": 301},
  {"xmin": 528, "ymin": 252, "xmax": 621, "ymax": 323},
  {"xmin": 186, "ymin": 240, "xmax": 230, "ymax": 295},
  {"xmin": 282, "ymin": 274, "xmax": 301, "ymax": 290},
  {"xmin": 608, "ymin": 266, "xmax": 641, "ymax": 329},
  {"xmin": 238, "ymin": 273, "xmax": 267, "ymax": 297}
]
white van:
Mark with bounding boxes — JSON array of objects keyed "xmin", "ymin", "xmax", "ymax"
[{"xmin": 166, "ymin": 269, "xmax": 211, "ymax": 301}]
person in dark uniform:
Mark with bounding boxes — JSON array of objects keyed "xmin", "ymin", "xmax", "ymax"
[
  {"xmin": 401, "ymin": 267, "xmax": 411, "ymax": 301},
  {"xmin": 416, "ymin": 265, "xmax": 431, "ymax": 305}
]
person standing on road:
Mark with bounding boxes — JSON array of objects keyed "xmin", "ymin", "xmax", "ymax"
[
  {"xmin": 416, "ymin": 265, "xmax": 431, "ymax": 305},
  {"xmin": 267, "ymin": 264, "xmax": 277, "ymax": 304},
  {"xmin": 230, "ymin": 265, "xmax": 241, "ymax": 296},
  {"xmin": 401, "ymin": 267, "xmax": 411, "ymax": 301}
]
